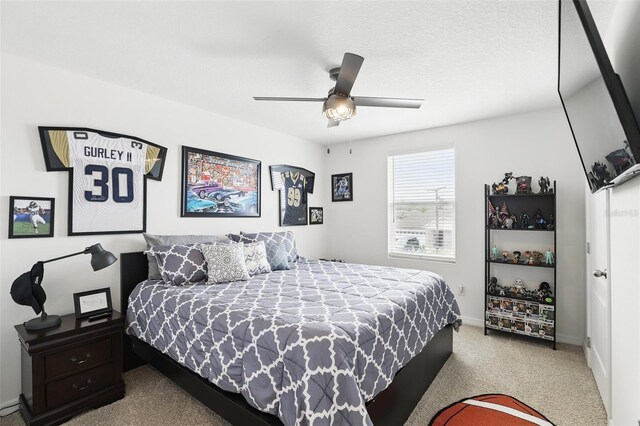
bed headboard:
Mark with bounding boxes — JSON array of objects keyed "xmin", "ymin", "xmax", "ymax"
[{"xmin": 119, "ymin": 251, "xmax": 148, "ymax": 314}]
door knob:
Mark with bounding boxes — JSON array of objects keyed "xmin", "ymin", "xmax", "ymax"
[{"xmin": 593, "ymin": 269, "xmax": 607, "ymax": 278}]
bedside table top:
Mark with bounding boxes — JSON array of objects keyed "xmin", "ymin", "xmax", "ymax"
[{"xmin": 15, "ymin": 311, "xmax": 124, "ymax": 346}]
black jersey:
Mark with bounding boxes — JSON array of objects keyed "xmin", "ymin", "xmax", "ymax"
[{"xmin": 280, "ymin": 171, "xmax": 309, "ymax": 225}]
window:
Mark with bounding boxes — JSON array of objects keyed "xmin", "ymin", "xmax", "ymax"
[{"xmin": 388, "ymin": 148, "xmax": 455, "ymax": 261}]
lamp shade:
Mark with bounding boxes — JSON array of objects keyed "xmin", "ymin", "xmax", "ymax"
[
  {"xmin": 87, "ymin": 244, "xmax": 118, "ymax": 271},
  {"xmin": 323, "ymin": 94, "xmax": 356, "ymax": 121}
]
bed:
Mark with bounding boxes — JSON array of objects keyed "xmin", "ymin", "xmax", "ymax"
[{"xmin": 121, "ymin": 252, "xmax": 461, "ymax": 425}]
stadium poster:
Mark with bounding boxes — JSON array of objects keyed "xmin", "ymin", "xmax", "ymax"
[
  {"xmin": 39, "ymin": 127, "xmax": 167, "ymax": 236},
  {"xmin": 9, "ymin": 196, "xmax": 55, "ymax": 239},
  {"xmin": 269, "ymin": 165, "xmax": 315, "ymax": 227},
  {"xmin": 181, "ymin": 146, "xmax": 261, "ymax": 218}
]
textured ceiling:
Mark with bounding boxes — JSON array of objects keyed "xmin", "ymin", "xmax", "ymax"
[{"xmin": 2, "ymin": 1, "xmax": 565, "ymax": 144}]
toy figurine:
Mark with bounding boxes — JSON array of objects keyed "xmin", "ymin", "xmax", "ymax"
[
  {"xmin": 532, "ymin": 251, "xmax": 543, "ymax": 265},
  {"xmin": 488, "ymin": 200, "xmax": 498, "ymax": 228},
  {"xmin": 591, "ymin": 161, "xmax": 611, "ymax": 187},
  {"xmin": 547, "ymin": 214, "xmax": 555, "ymax": 230},
  {"xmin": 514, "ymin": 279, "xmax": 526, "ymax": 295},
  {"xmin": 501, "ymin": 250, "xmax": 509, "ymax": 262},
  {"xmin": 606, "ymin": 142, "xmax": 635, "ymax": 174},
  {"xmin": 538, "ymin": 176, "xmax": 550, "ymax": 194},
  {"xmin": 513, "ymin": 250, "xmax": 521, "ymax": 264},
  {"xmin": 544, "ymin": 249, "xmax": 554, "ymax": 265},
  {"xmin": 492, "ymin": 172, "xmax": 514, "ymax": 194},
  {"xmin": 516, "ymin": 176, "xmax": 532, "ymax": 194},
  {"xmin": 537, "ymin": 282, "xmax": 552, "ymax": 302},
  {"xmin": 490, "ymin": 245, "xmax": 499, "ymax": 260},
  {"xmin": 504, "ymin": 215, "xmax": 514, "ymax": 229},
  {"xmin": 499, "ymin": 202, "xmax": 510, "ymax": 228},
  {"xmin": 488, "ymin": 276, "xmax": 498, "ymax": 294},
  {"xmin": 533, "ymin": 208, "xmax": 546, "ymax": 229},
  {"xmin": 520, "ymin": 211, "xmax": 530, "ymax": 229},
  {"xmin": 509, "ymin": 214, "xmax": 518, "ymax": 229},
  {"xmin": 524, "ymin": 250, "xmax": 532, "ymax": 265}
]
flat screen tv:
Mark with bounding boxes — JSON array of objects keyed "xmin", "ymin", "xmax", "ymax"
[{"xmin": 558, "ymin": 0, "xmax": 640, "ymax": 193}]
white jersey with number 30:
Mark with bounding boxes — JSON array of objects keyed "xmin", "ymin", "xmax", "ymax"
[{"xmin": 68, "ymin": 131, "xmax": 148, "ymax": 233}]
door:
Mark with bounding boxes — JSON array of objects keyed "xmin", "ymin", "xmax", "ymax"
[{"xmin": 586, "ymin": 187, "xmax": 611, "ymax": 417}]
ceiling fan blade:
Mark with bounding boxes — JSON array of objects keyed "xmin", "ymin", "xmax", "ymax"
[
  {"xmin": 327, "ymin": 120, "xmax": 340, "ymax": 128},
  {"xmin": 334, "ymin": 53, "xmax": 364, "ymax": 96},
  {"xmin": 353, "ymin": 96, "xmax": 423, "ymax": 109},
  {"xmin": 253, "ymin": 97, "xmax": 326, "ymax": 102}
]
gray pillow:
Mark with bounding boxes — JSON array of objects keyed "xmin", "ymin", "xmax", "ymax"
[
  {"xmin": 143, "ymin": 233, "xmax": 229, "ymax": 280},
  {"xmin": 229, "ymin": 231, "xmax": 298, "ymax": 264},
  {"xmin": 145, "ymin": 244, "xmax": 207, "ymax": 286},
  {"xmin": 243, "ymin": 241, "xmax": 271, "ymax": 276},
  {"xmin": 269, "ymin": 243, "xmax": 291, "ymax": 271},
  {"xmin": 202, "ymin": 242, "xmax": 250, "ymax": 284}
]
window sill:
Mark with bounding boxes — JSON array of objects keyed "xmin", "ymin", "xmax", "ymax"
[{"xmin": 388, "ymin": 252, "xmax": 456, "ymax": 264}]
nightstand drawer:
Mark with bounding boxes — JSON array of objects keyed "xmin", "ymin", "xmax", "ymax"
[
  {"xmin": 46, "ymin": 363, "xmax": 113, "ymax": 409},
  {"xmin": 45, "ymin": 338, "xmax": 111, "ymax": 379}
]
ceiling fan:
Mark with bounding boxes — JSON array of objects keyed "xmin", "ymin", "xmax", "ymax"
[{"xmin": 253, "ymin": 53, "xmax": 424, "ymax": 127}]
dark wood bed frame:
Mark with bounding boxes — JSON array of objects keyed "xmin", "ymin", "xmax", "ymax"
[{"xmin": 120, "ymin": 251, "xmax": 453, "ymax": 425}]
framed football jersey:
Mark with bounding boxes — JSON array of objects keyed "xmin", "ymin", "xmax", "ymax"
[
  {"xmin": 270, "ymin": 165, "xmax": 315, "ymax": 226},
  {"xmin": 39, "ymin": 127, "xmax": 167, "ymax": 235}
]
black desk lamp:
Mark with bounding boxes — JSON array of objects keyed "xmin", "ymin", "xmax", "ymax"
[{"xmin": 10, "ymin": 243, "xmax": 117, "ymax": 331}]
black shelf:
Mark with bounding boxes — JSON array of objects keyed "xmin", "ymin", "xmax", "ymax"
[
  {"xmin": 487, "ymin": 260, "xmax": 555, "ymax": 269},
  {"xmin": 487, "ymin": 227, "xmax": 554, "ymax": 232},
  {"xmin": 484, "ymin": 181, "xmax": 557, "ymax": 349}
]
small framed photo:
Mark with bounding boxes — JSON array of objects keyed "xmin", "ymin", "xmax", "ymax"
[
  {"xmin": 309, "ymin": 207, "xmax": 323, "ymax": 225},
  {"xmin": 73, "ymin": 287, "xmax": 113, "ymax": 320},
  {"xmin": 9, "ymin": 196, "xmax": 55, "ymax": 239},
  {"xmin": 331, "ymin": 173, "xmax": 353, "ymax": 202}
]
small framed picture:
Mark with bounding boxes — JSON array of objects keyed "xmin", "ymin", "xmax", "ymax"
[
  {"xmin": 73, "ymin": 287, "xmax": 113, "ymax": 320},
  {"xmin": 309, "ymin": 207, "xmax": 323, "ymax": 225},
  {"xmin": 331, "ymin": 173, "xmax": 353, "ymax": 202},
  {"xmin": 9, "ymin": 196, "xmax": 55, "ymax": 239}
]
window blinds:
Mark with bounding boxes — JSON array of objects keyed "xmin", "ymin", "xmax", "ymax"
[{"xmin": 388, "ymin": 149, "xmax": 456, "ymax": 260}]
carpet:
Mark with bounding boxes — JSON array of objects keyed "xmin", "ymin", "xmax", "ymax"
[{"xmin": 429, "ymin": 394, "xmax": 553, "ymax": 426}]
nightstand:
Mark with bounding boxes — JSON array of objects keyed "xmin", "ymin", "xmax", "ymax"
[{"xmin": 15, "ymin": 311, "xmax": 125, "ymax": 426}]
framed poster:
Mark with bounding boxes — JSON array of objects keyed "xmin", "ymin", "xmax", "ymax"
[
  {"xmin": 181, "ymin": 146, "xmax": 261, "ymax": 217},
  {"xmin": 39, "ymin": 127, "xmax": 167, "ymax": 236},
  {"xmin": 309, "ymin": 207, "xmax": 323, "ymax": 225},
  {"xmin": 9, "ymin": 196, "xmax": 55, "ymax": 238},
  {"xmin": 270, "ymin": 165, "xmax": 315, "ymax": 226},
  {"xmin": 73, "ymin": 287, "xmax": 113, "ymax": 320},
  {"xmin": 332, "ymin": 172, "xmax": 353, "ymax": 201}
]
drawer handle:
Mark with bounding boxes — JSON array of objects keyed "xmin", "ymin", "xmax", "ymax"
[
  {"xmin": 70, "ymin": 353, "xmax": 91, "ymax": 365},
  {"xmin": 72, "ymin": 378, "xmax": 92, "ymax": 391}
]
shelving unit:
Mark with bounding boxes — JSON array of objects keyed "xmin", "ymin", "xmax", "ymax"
[{"xmin": 484, "ymin": 182, "xmax": 557, "ymax": 349}]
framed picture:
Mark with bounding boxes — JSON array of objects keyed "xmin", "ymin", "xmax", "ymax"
[
  {"xmin": 9, "ymin": 196, "xmax": 55, "ymax": 239},
  {"xmin": 39, "ymin": 127, "xmax": 167, "ymax": 236},
  {"xmin": 270, "ymin": 165, "xmax": 315, "ymax": 226},
  {"xmin": 309, "ymin": 207, "xmax": 323, "ymax": 225},
  {"xmin": 73, "ymin": 287, "xmax": 113, "ymax": 320},
  {"xmin": 331, "ymin": 172, "xmax": 353, "ymax": 202},
  {"xmin": 181, "ymin": 146, "xmax": 261, "ymax": 217}
]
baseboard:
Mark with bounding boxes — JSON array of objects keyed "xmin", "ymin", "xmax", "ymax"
[
  {"xmin": 0, "ymin": 397, "xmax": 19, "ymax": 417},
  {"xmin": 461, "ymin": 315, "xmax": 583, "ymax": 346}
]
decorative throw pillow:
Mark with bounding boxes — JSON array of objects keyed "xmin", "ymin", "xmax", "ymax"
[
  {"xmin": 145, "ymin": 244, "xmax": 208, "ymax": 286},
  {"xmin": 202, "ymin": 242, "xmax": 250, "ymax": 284},
  {"xmin": 269, "ymin": 243, "xmax": 291, "ymax": 271},
  {"xmin": 243, "ymin": 241, "xmax": 271, "ymax": 276},
  {"xmin": 143, "ymin": 233, "xmax": 229, "ymax": 280},
  {"xmin": 229, "ymin": 231, "xmax": 298, "ymax": 265}
]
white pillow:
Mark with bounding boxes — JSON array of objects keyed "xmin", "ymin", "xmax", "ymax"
[
  {"xmin": 202, "ymin": 242, "xmax": 250, "ymax": 284},
  {"xmin": 243, "ymin": 241, "xmax": 271, "ymax": 276}
]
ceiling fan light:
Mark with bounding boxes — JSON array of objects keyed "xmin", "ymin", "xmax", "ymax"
[{"xmin": 323, "ymin": 94, "xmax": 356, "ymax": 121}]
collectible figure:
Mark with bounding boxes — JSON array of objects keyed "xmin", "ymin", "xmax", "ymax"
[
  {"xmin": 490, "ymin": 245, "xmax": 499, "ymax": 260},
  {"xmin": 524, "ymin": 250, "xmax": 532, "ymax": 265},
  {"xmin": 504, "ymin": 216, "xmax": 514, "ymax": 229},
  {"xmin": 509, "ymin": 214, "xmax": 518, "ymax": 229},
  {"xmin": 516, "ymin": 176, "xmax": 532, "ymax": 194},
  {"xmin": 591, "ymin": 161, "xmax": 611, "ymax": 187},
  {"xmin": 520, "ymin": 211, "xmax": 530, "ymax": 229},
  {"xmin": 488, "ymin": 200, "xmax": 498, "ymax": 228},
  {"xmin": 606, "ymin": 142, "xmax": 635, "ymax": 174},
  {"xmin": 513, "ymin": 250, "xmax": 521, "ymax": 264},
  {"xmin": 538, "ymin": 176, "xmax": 550, "ymax": 194},
  {"xmin": 514, "ymin": 279, "xmax": 525, "ymax": 295},
  {"xmin": 533, "ymin": 208, "xmax": 546, "ymax": 229},
  {"xmin": 488, "ymin": 276, "xmax": 498, "ymax": 294},
  {"xmin": 499, "ymin": 202, "xmax": 510, "ymax": 228},
  {"xmin": 532, "ymin": 251, "xmax": 543, "ymax": 265},
  {"xmin": 547, "ymin": 214, "xmax": 555, "ymax": 230},
  {"xmin": 501, "ymin": 250, "xmax": 510, "ymax": 262},
  {"xmin": 492, "ymin": 172, "xmax": 514, "ymax": 194},
  {"xmin": 544, "ymin": 249, "xmax": 554, "ymax": 265},
  {"xmin": 537, "ymin": 282, "xmax": 552, "ymax": 302}
]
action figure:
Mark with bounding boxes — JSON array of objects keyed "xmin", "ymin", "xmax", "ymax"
[
  {"xmin": 492, "ymin": 172, "xmax": 514, "ymax": 194},
  {"xmin": 490, "ymin": 245, "xmax": 499, "ymax": 260},
  {"xmin": 538, "ymin": 176, "xmax": 550, "ymax": 194},
  {"xmin": 520, "ymin": 211, "xmax": 530, "ymax": 229},
  {"xmin": 488, "ymin": 276, "xmax": 498, "ymax": 294},
  {"xmin": 488, "ymin": 200, "xmax": 498, "ymax": 228},
  {"xmin": 513, "ymin": 250, "xmax": 521, "ymax": 264},
  {"xmin": 547, "ymin": 214, "xmax": 555, "ymax": 230},
  {"xmin": 499, "ymin": 202, "xmax": 510, "ymax": 228},
  {"xmin": 544, "ymin": 249, "xmax": 554, "ymax": 265},
  {"xmin": 501, "ymin": 250, "xmax": 509, "ymax": 262},
  {"xmin": 591, "ymin": 161, "xmax": 611, "ymax": 187},
  {"xmin": 533, "ymin": 208, "xmax": 546, "ymax": 229},
  {"xmin": 516, "ymin": 176, "xmax": 532, "ymax": 194}
]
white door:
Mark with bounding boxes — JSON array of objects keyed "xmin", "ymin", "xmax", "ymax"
[{"xmin": 586, "ymin": 187, "xmax": 611, "ymax": 417}]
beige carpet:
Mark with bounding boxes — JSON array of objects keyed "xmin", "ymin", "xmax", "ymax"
[{"xmin": 1, "ymin": 326, "xmax": 606, "ymax": 425}]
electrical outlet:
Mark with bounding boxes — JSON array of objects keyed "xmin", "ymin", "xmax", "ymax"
[{"xmin": 458, "ymin": 284, "xmax": 465, "ymax": 295}]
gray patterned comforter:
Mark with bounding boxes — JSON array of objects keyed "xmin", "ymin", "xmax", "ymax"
[{"xmin": 126, "ymin": 259, "xmax": 461, "ymax": 425}]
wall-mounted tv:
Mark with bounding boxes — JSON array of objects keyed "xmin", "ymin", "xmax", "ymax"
[{"xmin": 558, "ymin": 0, "xmax": 640, "ymax": 193}]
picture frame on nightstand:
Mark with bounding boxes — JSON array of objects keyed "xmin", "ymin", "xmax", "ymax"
[{"xmin": 73, "ymin": 287, "xmax": 113, "ymax": 320}]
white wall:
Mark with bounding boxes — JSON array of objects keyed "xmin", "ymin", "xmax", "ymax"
[
  {"xmin": 592, "ymin": 1, "xmax": 640, "ymax": 424},
  {"xmin": 0, "ymin": 54, "xmax": 328, "ymax": 407},
  {"xmin": 325, "ymin": 108, "xmax": 586, "ymax": 344}
]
